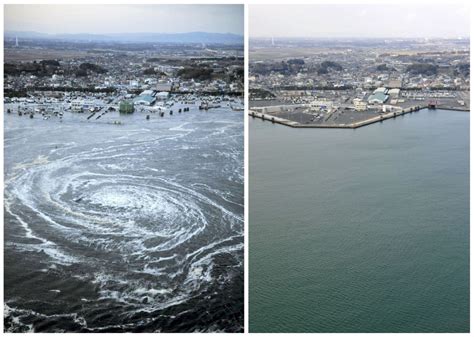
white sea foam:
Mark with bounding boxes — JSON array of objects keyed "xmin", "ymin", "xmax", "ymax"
[{"xmin": 4, "ymin": 116, "xmax": 244, "ymax": 317}]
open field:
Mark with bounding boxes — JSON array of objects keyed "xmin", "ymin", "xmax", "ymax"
[
  {"xmin": 250, "ymin": 46, "xmax": 469, "ymax": 61},
  {"xmin": 4, "ymin": 48, "xmax": 90, "ymax": 62},
  {"xmin": 250, "ymin": 47, "xmax": 335, "ymax": 61}
]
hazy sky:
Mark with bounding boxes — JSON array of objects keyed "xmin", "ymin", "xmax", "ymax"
[
  {"xmin": 250, "ymin": 4, "xmax": 470, "ymax": 38},
  {"xmin": 5, "ymin": 4, "xmax": 244, "ymax": 35}
]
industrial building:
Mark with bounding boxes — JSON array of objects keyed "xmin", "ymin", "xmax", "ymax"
[
  {"xmin": 388, "ymin": 88, "xmax": 400, "ymax": 98},
  {"xmin": 133, "ymin": 90, "xmax": 156, "ymax": 106},
  {"xmin": 368, "ymin": 88, "xmax": 389, "ymax": 104}
]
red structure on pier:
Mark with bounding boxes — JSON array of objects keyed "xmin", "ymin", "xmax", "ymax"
[{"xmin": 428, "ymin": 100, "xmax": 438, "ymax": 109}]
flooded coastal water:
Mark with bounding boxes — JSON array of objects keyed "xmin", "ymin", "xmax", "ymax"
[
  {"xmin": 249, "ymin": 109, "xmax": 469, "ymax": 332},
  {"xmin": 4, "ymin": 104, "xmax": 244, "ymax": 332}
]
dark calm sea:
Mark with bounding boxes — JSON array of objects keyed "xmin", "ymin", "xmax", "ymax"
[{"xmin": 250, "ymin": 109, "xmax": 469, "ymax": 332}]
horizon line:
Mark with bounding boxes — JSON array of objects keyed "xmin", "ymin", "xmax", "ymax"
[
  {"xmin": 250, "ymin": 36, "xmax": 470, "ymax": 39},
  {"xmin": 5, "ymin": 30, "xmax": 244, "ymax": 36}
]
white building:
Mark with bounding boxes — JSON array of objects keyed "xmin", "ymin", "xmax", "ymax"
[
  {"xmin": 353, "ymin": 98, "xmax": 368, "ymax": 111},
  {"xmin": 373, "ymin": 87, "xmax": 388, "ymax": 94},
  {"xmin": 382, "ymin": 105, "xmax": 403, "ymax": 113},
  {"xmin": 309, "ymin": 100, "xmax": 332, "ymax": 111},
  {"xmin": 156, "ymin": 91, "xmax": 170, "ymax": 101},
  {"xmin": 388, "ymin": 88, "xmax": 400, "ymax": 98}
]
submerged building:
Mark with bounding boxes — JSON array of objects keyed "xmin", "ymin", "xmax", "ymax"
[
  {"xmin": 119, "ymin": 100, "xmax": 134, "ymax": 114},
  {"xmin": 71, "ymin": 99, "xmax": 98, "ymax": 112},
  {"xmin": 133, "ymin": 90, "xmax": 156, "ymax": 106}
]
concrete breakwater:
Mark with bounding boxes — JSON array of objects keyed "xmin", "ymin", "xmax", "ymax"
[{"xmin": 249, "ymin": 105, "xmax": 469, "ymax": 129}]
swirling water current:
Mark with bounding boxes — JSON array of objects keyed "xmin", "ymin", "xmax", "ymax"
[{"xmin": 4, "ymin": 104, "xmax": 244, "ymax": 332}]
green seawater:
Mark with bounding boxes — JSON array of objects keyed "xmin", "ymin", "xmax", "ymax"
[{"xmin": 249, "ymin": 109, "xmax": 469, "ymax": 332}]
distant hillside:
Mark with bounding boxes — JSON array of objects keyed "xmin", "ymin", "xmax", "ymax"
[{"xmin": 4, "ymin": 31, "xmax": 243, "ymax": 45}]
